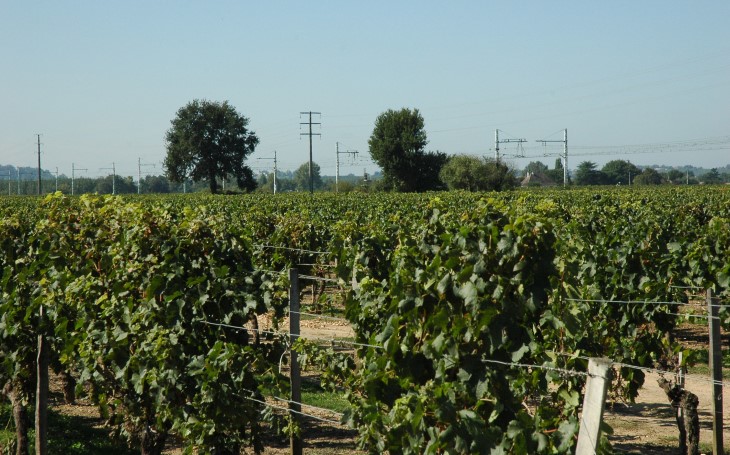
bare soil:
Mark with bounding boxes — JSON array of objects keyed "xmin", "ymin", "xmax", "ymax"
[
  {"xmin": 46, "ymin": 292, "xmax": 730, "ymax": 454},
  {"xmin": 605, "ymin": 320, "xmax": 730, "ymax": 454}
]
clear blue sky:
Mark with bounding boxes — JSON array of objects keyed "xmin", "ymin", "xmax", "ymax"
[{"xmin": 2, "ymin": 1, "xmax": 729, "ymax": 180}]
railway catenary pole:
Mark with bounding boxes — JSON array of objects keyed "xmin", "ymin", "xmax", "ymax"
[
  {"xmin": 257, "ymin": 151, "xmax": 278, "ymax": 194},
  {"xmin": 536, "ymin": 129, "xmax": 568, "ymax": 187},
  {"xmin": 494, "ymin": 129, "xmax": 526, "ymax": 163},
  {"xmin": 335, "ymin": 142, "xmax": 358, "ymax": 193},
  {"xmin": 72, "ymin": 163, "xmax": 87, "ymax": 196},
  {"xmin": 137, "ymin": 158, "xmax": 155, "ymax": 194}
]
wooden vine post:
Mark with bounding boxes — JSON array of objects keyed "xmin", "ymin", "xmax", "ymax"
[
  {"xmin": 708, "ymin": 288, "xmax": 724, "ymax": 455},
  {"xmin": 289, "ymin": 269, "xmax": 303, "ymax": 455},
  {"xmin": 36, "ymin": 305, "xmax": 48, "ymax": 455},
  {"xmin": 576, "ymin": 358, "xmax": 612, "ymax": 455}
]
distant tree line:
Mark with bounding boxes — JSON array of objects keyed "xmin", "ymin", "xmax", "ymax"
[
  {"xmin": 520, "ymin": 159, "xmax": 730, "ymax": 187},
  {"xmin": 4, "ymin": 101, "xmax": 727, "ymax": 196}
]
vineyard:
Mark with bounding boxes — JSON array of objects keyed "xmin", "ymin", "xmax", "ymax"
[{"xmin": 1, "ymin": 187, "xmax": 730, "ymax": 454}]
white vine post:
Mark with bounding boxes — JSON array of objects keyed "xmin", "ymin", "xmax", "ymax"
[{"xmin": 576, "ymin": 358, "xmax": 612, "ymax": 455}]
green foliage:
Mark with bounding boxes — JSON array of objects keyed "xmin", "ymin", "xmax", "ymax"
[
  {"xmin": 367, "ymin": 108, "xmax": 446, "ymax": 191},
  {"xmin": 440, "ymin": 155, "xmax": 516, "ymax": 191},
  {"xmin": 164, "ymin": 99, "xmax": 259, "ymax": 194},
  {"xmin": 574, "ymin": 161, "xmax": 608, "ymax": 186},
  {"xmin": 293, "ymin": 161, "xmax": 324, "ymax": 192},
  {"xmin": 701, "ymin": 168, "xmax": 723, "ymax": 184},
  {"xmin": 341, "ymin": 200, "xmax": 567, "ymax": 453},
  {"xmin": 600, "ymin": 160, "xmax": 641, "ymax": 185},
  {"xmin": 632, "ymin": 168, "xmax": 663, "ymax": 185},
  {"xmin": 1, "ymin": 187, "xmax": 730, "ymax": 454}
]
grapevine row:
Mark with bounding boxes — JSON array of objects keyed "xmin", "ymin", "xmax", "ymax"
[{"xmin": 0, "ymin": 187, "xmax": 728, "ymax": 453}]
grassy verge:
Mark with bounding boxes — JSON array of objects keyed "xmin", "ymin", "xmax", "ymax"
[
  {"xmin": 686, "ymin": 347, "xmax": 730, "ymax": 379},
  {"xmin": 302, "ymin": 380, "xmax": 351, "ymax": 415}
]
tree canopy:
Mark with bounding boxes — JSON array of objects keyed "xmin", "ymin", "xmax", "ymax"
[
  {"xmin": 293, "ymin": 161, "xmax": 324, "ymax": 191},
  {"xmin": 702, "ymin": 168, "xmax": 723, "ymax": 184},
  {"xmin": 164, "ymin": 99, "xmax": 258, "ymax": 194},
  {"xmin": 601, "ymin": 160, "xmax": 641, "ymax": 185},
  {"xmin": 441, "ymin": 155, "xmax": 516, "ymax": 191},
  {"xmin": 633, "ymin": 168, "xmax": 664, "ymax": 185},
  {"xmin": 523, "ymin": 161, "xmax": 549, "ymax": 176},
  {"xmin": 368, "ymin": 108, "xmax": 446, "ymax": 191},
  {"xmin": 574, "ymin": 161, "xmax": 608, "ymax": 186}
]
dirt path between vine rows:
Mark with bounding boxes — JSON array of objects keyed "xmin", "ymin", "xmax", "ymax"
[{"xmin": 49, "ymin": 315, "xmax": 729, "ymax": 454}]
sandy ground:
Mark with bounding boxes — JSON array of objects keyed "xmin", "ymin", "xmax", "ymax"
[
  {"xmin": 48, "ymin": 301, "xmax": 729, "ymax": 454},
  {"xmin": 605, "ymin": 370, "xmax": 730, "ymax": 454}
]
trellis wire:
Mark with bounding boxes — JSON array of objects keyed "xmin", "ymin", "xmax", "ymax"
[
  {"xmin": 290, "ymin": 311, "xmax": 350, "ymax": 324},
  {"xmin": 240, "ymin": 387, "xmax": 345, "ymax": 420},
  {"xmin": 549, "ymin": 350, "xmax": 730, "ymax": 388},
  {"xmin": 297, "ymin": 274, "xmax": 340, "ymax": 284},
  {"xmin": 482, "ymin": 358, "xmax": 592, "ymax": 378},
  {"xmin": 566, "ymin": 298, "xmax": 690, "ymax": 307},
  {"xmin": 199, "ymin": 319, "xmax": 382, "ymax": 350},
  {"xmin": 238, "ymin": 390, "xmax": 344, "ymax": 425},
  {"xmin": 254, "ymin": 244, "xmax": 331, "ymax": 255}
]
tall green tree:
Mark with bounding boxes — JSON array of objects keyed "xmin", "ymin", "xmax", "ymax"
[
  {"xmin": 164, "ymin": 99, "xmax": 258, "ymax": 194},
  {"xmin": 601, "ymin": 160, "xmax": 641, "ymax": 185},
  {"xmin": 633, "ymin": 168, "xmax": 664, "ymax": 185},
  {"xmin": 574, "ymin": 161, "xmax": 608, "ymax": 186},
  {"xmin": 702, "ymin": 168, "xmax": 723, "ymax": 184},
  {"xmin": 293, "ymin": 162, "xmax": 324, "ymax": 191},
  {"xmin": 368, "ymin": 108, "xmax": 445, "ymax": 191}
]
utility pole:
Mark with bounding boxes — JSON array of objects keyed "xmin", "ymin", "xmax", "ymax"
[
  {"xmin": 257, "ymin": 151, "xmax": 278, "ymax": 194},
  {"xmin": 54, "ymin": 168, "xmax": 58, "ymax": 192},
  {"xmin": 335, "ymin": 142, "xmax": 358, "ymax": 193},
  {"xmin": 137, "ymin": 158, "xmax": 155, "ymax": 194},
  {"xmin": 100, "ymin": 163, "xmax": 116, "ymax": 195},
  {"xmin": 494, "ymin": 129, "xmax": 526, "ymax": 162},
  {"xmin": 300, "ymin": 111, "xmax": 321, "ymax": 194},
  {"xmin": 536, "ymin": 129, "xmax": 568, "ymax": 187},
  {"xmin": 36, "ymin": 134, "xmax": 42, "ymax": 195},
  {"xmin": 72, "ymin": 163, "xmax": 87, "ymax": 196}
]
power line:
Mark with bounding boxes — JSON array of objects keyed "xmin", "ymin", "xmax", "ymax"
[{"xmin": 300, "ymin": 112, "xmax": 321, "ymax": 194}]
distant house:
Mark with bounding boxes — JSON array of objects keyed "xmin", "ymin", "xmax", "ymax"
[{"xmin": 520, "ymin": 172, "xmax": 557, "ymax": 187}]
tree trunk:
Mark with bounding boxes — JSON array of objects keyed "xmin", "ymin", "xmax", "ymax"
[
  {"xmin": 209, "ymin": 170, "xmax": 218, "ymax": 194},
  {"xmin": 140, "ymin": 427, "xmax": 167, "ymax": 455},
  {"xmin": 60, "ymin": 370, "xmax": 76, "ymax": 404},
  {"xmin": 658, "ymin": 377, "xmax": 700, "ymax": 455},
  {"xmin": 4, "ymin": 382, "xmax": 30, "ymax": 455},
  {"xmin": 211, "ymin": 440, "xmax": 240, "ymax": 455}
]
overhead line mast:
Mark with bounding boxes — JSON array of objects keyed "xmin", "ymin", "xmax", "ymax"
[
  {"xmin": 257, "ymin": 151, "xmax": 278, "ymax": 194},
  {"xmin": 536, "ymin": 129, "xmax": 568, "ymax": 187},
  {"xmin": 71, "ymin": 163, "xmax": 87, "ymax": 195},
  {"xmin": 335, "ymin": 142, "xmax": 358, "ymax": 193},
  {"xmin": 494, "ymin": 129, "xmax": 526, "ymax": 162}
]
